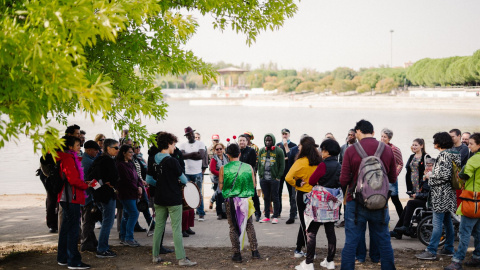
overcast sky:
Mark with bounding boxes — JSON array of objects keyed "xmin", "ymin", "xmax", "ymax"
[{"xmin": 184, "ymin": 0, "xmax": 480, "ymax": 72}]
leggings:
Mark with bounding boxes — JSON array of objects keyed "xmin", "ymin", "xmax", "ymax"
[
  {"xmin": 306, "ymin": 222, "xmax": 336, "ymax": 264},
  {"xmin": 390, "ymin": 195, "xmax": 403, "ymax": 218}
]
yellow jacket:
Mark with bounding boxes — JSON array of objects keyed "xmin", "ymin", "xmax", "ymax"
[{"xmin": 285, "ymin": 157, "xmax": 317, "ymax": 193}]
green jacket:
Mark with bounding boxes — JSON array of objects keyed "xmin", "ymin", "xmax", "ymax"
[
  {"xmin": 257, "ymin": 133, "xmax": 285, "ymax": 180},
  {"xmin": 457, "ymin": 152, "xmax": 480, "ymax": 215}
]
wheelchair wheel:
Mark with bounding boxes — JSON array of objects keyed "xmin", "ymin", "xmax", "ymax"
[{"xmin": 417, "ymin": 215, "xmax": 446, "ymax": 247}]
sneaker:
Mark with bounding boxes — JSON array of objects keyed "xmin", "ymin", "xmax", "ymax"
[
  {"xmin": 444, "ymin": 262, "xmax": 463, "ymax": 270},
  {"xmin": 134, "ymin": 226, "xmax": 146, "ymax": 232},
  {"xmin": 232, "ymin": 252, "xmax": 242, "ymax": 262},
  {"xmin": 182, "ymin": 231, "xmax": 190, "ymax": 237},
  {"xmin": 259, "ymin": 218, "xmax": 270, "ymax": 223},
  {"xmin": 415, "ymin": 250, "xmax": 436, "ymax": 260},
  {"xmin": 286, "ymin": 218, "xmax": 295, "ymax": 224},
  {"xmin": 217, "ymin": 215, "xmax": 223, "ymax": 220},
  {"xmin": 198, "ymin": 215, "xmax": 205, "ymax": 221},
  {"xmin": 394, "ymin": 226, "xmax": 408, "ymax": 233},
  {"xmin": 186, "ymin": 228, "xmax": 196, "ymax": 235},
  {"xmin": 272, "ymin": 218, "xmax": 279, "ymax": 224},
  {"xmin": 178, "ymin": 257, "xmax": 197, "ymax": 266},
  {"xmin": 95, "ymin": 222, "xmax": 102, "ymax": 229},
  {"xmin": 390, "ymin": 230, "xmax": 402, "ymax": 240},
  {"xmin": 320, "ymin": 258, "xmax": 335, "ymax": 269},
  {"xmin": 255, "ymin": 215, "xmax": 261, "ymax": 222},
  {"xmin": 295, "ymin": 260, "xmax": 314, "ymax": 270},
  {"xmin": 152, "ymin": 256, "xmax": 162, "ymax": 263},
  {"xmin": 465, "ymin": 257, "xmax": 480, "ymax": 267},
  {"xmin": 124, "ymin": 239, "xmax": 140, "ymax": 247},
  {"xmin": 252, "ymin": 250, "xmax": 261, "ymax": 259},
  {"xmin": 159, "ymin": 247, "xmax": 174, "ymax": 254},
  {"xmin": 294, "ymin": 250, "xmax": 306, "ymax": 258},
  {"xmin": 58, "ymin": 261, "xmax": 67, "ymax": 266},
  {"xmin": 67, "ymin": 262, "xmax": 91, "ymax": 269},
  {"xmin": 438, "ymin": 249, "xmax": 454, "ymax": 257},
  {"xmin": 335, "ymin": 220, "xmax": 345, "ymax": 228},
  {"xmin": 119, "ymin": 239, "xmax": 126, "ymax": 245},
  {"xmin": 96, "ymin": 249, "xmax": 116, "ymax": 258}
]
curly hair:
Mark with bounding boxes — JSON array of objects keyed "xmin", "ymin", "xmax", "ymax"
[
  {"xmin": 156, "ymin": 132, "xmax": 178, "ymax": 150},
  {"xmin": 296, "ymin": 136, "xmax": 321, "ymax": 166},
  {"xmin": 319, "ymin": 139, "xmax": 341, "ymax": 156},
  {"xmin": 433, "ymin": 132, "xmax": 454, "ymax": 149}
]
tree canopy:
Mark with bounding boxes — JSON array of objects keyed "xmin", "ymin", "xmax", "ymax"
[{"xmin": 0, "ymin": 0, "xmax": 298, "ymax": 154}]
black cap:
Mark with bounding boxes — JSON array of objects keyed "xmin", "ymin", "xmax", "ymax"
[
  {"xmin": 84, "ymin": 140, "xmax": 101, "ymax": 150},
  {"xmin": 281, "ymin": 128, "xmax": 290, "ymax": 134}
]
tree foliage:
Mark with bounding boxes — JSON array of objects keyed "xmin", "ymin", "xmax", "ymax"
[{"xmin": 0, "ymin": 0, "xmax": 298, "ymax": 154}]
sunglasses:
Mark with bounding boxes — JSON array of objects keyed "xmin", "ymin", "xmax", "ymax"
[
  {"xmin": 282, "ymin": 133, "xmax": 288, "ymax": 135},
  {"xmin": 98, "ymin": 139, "xmax": 105, "ymax": 141},
  {"xmin": 109, "ymin": 146, "xmax": 119, "ymax": 150},
  {"xmin": 215, "ymin": 148, "xmax": 223, "ymax": 151},
  {"xmin": 134, "ymin": 146, "xmax": 141, "ymax": 149},
  {"xmin": 127, "ymin": 151, "xmax": 134, "ymax": 154}
]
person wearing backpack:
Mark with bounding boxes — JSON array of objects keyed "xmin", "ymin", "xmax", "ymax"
[
  {"xmin": 415, "ymin": 132, "xmax": 461, "ymax": 260},
  {"xmin": 339, "ymin": 120, "xmax": 397, "ymax": 270},
  {"xmin": 56, "ymin": 136, "xmax": 91, "ymax": 269},
  {"xmin": 444, "ymin": 133, "xmax": 480, "ymax": 270}
]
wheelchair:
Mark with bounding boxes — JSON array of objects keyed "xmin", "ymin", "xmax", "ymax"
[{"xmin": 413, "ymin": 207, "xmax": 460, "ymax": 246}]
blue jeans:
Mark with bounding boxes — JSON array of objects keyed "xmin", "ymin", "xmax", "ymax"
[
  {"xmin": 341, "ymin": 201, "xmax": 395, "ymax": 270},
  {"xmin": 120, "ymin": 199, "xmax": 139, "ymax": 241},
  {"xmin": 427, "ymin": 211, "xmax": 454, "ymax": 255},
  {"xmin": 57, "ymin": 202, "xmax": 82, "ymax": 265},
  {"xmin": 97, "ymin": 198, "xmax": 116, "ymax": 252},
  {"xmin": 356, "ymin": 225, "xmax": 380, "ymax": 262},
  {"xmin": 186, "ymin": 173, "xmax": 204, "ymax": 216},
  {"xmin": 453, "ymin": 215, "xmax": 480, "ymax": 262}
]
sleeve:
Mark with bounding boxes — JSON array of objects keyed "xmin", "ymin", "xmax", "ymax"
[
  {"xmin": 285, "ymin": 159, "xmax": 301, "ymax": 187},
  {"xmin": 62, "ymin": 159, "xmax": 88, "ymax": 190},
  {"xmin": 405, "ymin": 155, "xmax": 413, "ymax": 192},
  {"xmin": 460, "ymin": 159, "xmax": 475, "ymax": 180},
  {"xmin": 117, "ymin": 163, "xmax": 137, "ymax": 191},
  {"xmin": 248, "ymin": 149, "xmax": 257, "ymax": 169},
  {"xmin": 340, "ymin": 147, "xmax": 353, "ymax": 188},
  {"xmin": 394, "ymin": 147, "xmax": 403, "ymax": 176},
  {"xmin": 461, "ymin": 146, "xmax": 469, "ymax": 167},
  {"xmin": 384, "ymin": 146, "xmax": 397, "ymax": 184},
  {"xmin": 277, "ymin": 148, "xmax": 285, "ymax": 178},
  {"xmin": 309, "ymin": 162, "xmax": 327, "ymax": 186},
  {"xmin": 209, "ymin": 158, "xmax": 219, "ymax": 176}
]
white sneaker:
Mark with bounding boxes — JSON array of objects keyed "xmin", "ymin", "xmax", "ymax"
[
  {"xmin": 152, "ymin": 256, "xmax": 162, "ymax": 263},
  {"xmin": 320, "ymin": 258, "xmax": 335, "ymax": 269},
  {"xmin": 95, "ymin": 222, "xmax": 101, "ymax": 229},
  {"xmin": 294, "ymin": 250, "xmax": 306, "ymax": 258},
  {"xmin": 272, "ymin": 218, "xmax": 279, "ymax": 224},
  {"xmin": 179, "ymin": 257, "xmax": 197, "ymax": 266},
  {"xmin": 295, "ymin": 260, "xmax": 314, "ymax": 270}
]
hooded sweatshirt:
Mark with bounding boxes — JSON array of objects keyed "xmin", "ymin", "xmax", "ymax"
[{"xmin": 257, "ymin": 133, "xmax": 285, "ymax": 180}]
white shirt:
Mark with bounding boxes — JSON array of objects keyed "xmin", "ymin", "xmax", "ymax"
[{"xmin": 179, "ymin": 140, "xmax": 206, "ymax": 175}]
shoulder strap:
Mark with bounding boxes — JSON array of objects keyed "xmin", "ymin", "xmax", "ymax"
[
  {"xmin": 229, "ymin": 162, "xmax": 243, "ymax": 193},
  {"xmin": 353, "ymin": 142, "xmax": 368, "ymax": 159},
  {"xmin": 374, "ymin": 142, "xmax": 386, "ymax": 158}
]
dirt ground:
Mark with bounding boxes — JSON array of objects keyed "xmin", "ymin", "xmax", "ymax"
[{"xmin": 0, "ymin": 244, "xmax": 470, "ymax": 270}]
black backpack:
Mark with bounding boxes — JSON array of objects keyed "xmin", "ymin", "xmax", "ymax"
[{"xmin": 39, "ymin": 154, "xmax": 67, "ymax": 195}]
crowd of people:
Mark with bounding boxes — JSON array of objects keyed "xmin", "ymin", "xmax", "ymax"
[{"xmin": 37, "ymin": 121, "xmax": 480, "ymax": 270}]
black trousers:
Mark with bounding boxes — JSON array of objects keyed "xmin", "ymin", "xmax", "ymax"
[
  {"xmin": 46, "ymin": 191, "xmax": 58, "ymax": 230},
  {"xmin": 296, "ymin": 190, "xmax": 307, "ymax": 250},
  {"xmin": 306, "ymin": 222, "xmax": 336, "ymax": 263},
  {"xmin": 81, "ymin": 203, "xmax": 98, "ymax": 250},
  {"xmin": 212, "ymin": 183, "xmax": 226, "ymax": 216},
  {"xmin": 279, "ymin": 175, "xmax": 297, "ymax": 219},
  {"xmin": 395, "ymin": 199, "xmax": 426, "ymax": 228}
]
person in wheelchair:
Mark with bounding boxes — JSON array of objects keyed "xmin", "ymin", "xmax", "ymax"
[{"xmin": 390, "ymin": 157, "xmax": 435, "ymax": 239}]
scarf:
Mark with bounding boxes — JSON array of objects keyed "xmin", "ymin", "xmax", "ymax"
[{"xmin": 68, "ymin": 149, "xmax": 84, "ymax": 181}]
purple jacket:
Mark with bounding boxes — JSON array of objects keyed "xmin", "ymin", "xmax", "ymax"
[{"xmin": 116, "ymin": 161, "xmax": 140, "ymax": 200}]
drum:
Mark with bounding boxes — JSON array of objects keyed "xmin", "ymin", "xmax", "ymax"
[{"xmin": 182, "ymin": 182, "xmax": 201, "ymax": 210}]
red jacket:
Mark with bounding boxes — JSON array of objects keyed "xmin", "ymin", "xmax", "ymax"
[
  {"xmin": 340, "ymin": 137, "xmax": 397, "ymax": 202},
  {"xmin": 56, "ymin": 151, "xmax": 88, "ymax": 204}
]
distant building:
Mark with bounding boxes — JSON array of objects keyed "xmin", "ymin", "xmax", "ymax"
[
  {"xmin": 404, "ymin": 61, "xmax": 413, "ymax": 68},
  {"xmin": 217, "ymin": 67, "xmax": 247, "ymax": 90}
]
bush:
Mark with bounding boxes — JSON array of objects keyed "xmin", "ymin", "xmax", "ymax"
[
  {"xmin": 375, "ymin": 78, "xmax": 397, "ymax": 93},
  {"xmin": 295, "ymin": 81, "xmax": 318, "ymax": 92},
  {"xmin": 263, "ymin": 82, "xmax": 277, "ymax": 90},
  {"xmin": 356, "ymin": 84, "xmax": 371, "ymax": 93}
]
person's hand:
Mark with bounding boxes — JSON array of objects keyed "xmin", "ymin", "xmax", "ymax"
[
  {"xmin": 137, "ymin": 187, "xmax": 142, "ymax": 198},
  {"xmin": 105, "ymin": 182, "xmax": 113, "ymax": 188},
  {"xmin": 85, "ymin": 181, "xmax": 92, "ymax": 187},
  {"xmin": 412, "ymin": 194, "xmax": 416, "ymax": 199},
  {"xmin": 300, "ymin": 180, "xmax": 306, "ymax": 187},
  {"xmin": 142, "ymin": 180, "xmax": 147, "ymax": 186},
  {"xmin": 283, "ymin": 138, "xmax": 287, "ymax": 145}
]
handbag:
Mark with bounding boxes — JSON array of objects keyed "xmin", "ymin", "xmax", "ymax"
[
  {"xmin": 459, "ymin": 169, "xmax": 480, "ymax": 218},
  {"xmin": 451, "ymin": 160, "xmax": 464, "ymax": 190}
]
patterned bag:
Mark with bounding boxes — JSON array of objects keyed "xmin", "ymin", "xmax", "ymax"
[{"xmin": 304, "ymin": 185, "xmax": 343, "ymax": 229}]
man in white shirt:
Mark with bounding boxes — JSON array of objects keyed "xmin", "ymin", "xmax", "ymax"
[{"xmin": 180, "ymin": 126, "xmax": 207, "ymax": 221}]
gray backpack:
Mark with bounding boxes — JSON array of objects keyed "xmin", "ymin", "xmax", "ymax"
[{"xmin": 353, "ymin": 141, "xmax": 390, "ymax": 210}]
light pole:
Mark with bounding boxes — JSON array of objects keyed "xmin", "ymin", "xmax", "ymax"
[{"xmin": 390, "ymin": 30, "xmax": 394, "ymax": 68}]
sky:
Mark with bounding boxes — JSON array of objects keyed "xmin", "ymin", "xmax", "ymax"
[{"xmin": 184, "ymin": 0, "xmax": 480, "ymax": 72}]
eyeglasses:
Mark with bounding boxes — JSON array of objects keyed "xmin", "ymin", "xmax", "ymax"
[
  {"xmin": 213, "ymin": 140, "xmax": 219, "ymax": 142},
  {"xmin": 98, "ymin": 139, "xmax": 105, "ymax": 141},
  {"xmin": 215, "ymin": 148, "xmax": 223, "ymax": 151},
  {"xmin": 282, "ymin": 133, "xmax": 288, "ymax": 135},
  {"xmin": 134, "ymin": 146, "xmax": 141, "ymax": 149},
  {"xmin": 127, "ymin": 151, "xmax": 134, "ymax": 154},
  {"xmin": 110, "ymin": 146, "xmax": 119, "ymax": 150}
]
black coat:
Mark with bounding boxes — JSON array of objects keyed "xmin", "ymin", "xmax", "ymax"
[
  {"xmin": 90, "ymin": 155, "xmax": 119, "ymax": 203},
  {"xmin": 405, "ymin": 153, "xmax": 430, "ymax": 193}
]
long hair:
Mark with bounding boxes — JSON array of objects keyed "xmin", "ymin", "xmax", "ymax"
[
  {"xmin": 116, "ymin": 145, "xmax": 133, "ymax": 161},
  {"xmin": 296, "ymin": 136, "xmax": 321, "ymax": 166},
  {"xmin": 413, "ymin": 138, "xmax": 426, "ymax": 155}
]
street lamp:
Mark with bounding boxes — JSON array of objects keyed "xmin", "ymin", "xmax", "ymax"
[{"xmin": 390, "ymin": 30, "xmax": 394, "ymax": 68}]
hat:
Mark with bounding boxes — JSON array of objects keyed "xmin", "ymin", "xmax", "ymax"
[
  {"xmin": 212, "ymin": 134, "xmax": 220, "ymax": 140},
  {"xmin": 184, "ymin": 126, "xmax": 195, "ymax": 136},
  {"xmin": 84, "ymin": 140, "xmax": 101, "ymax": 150},
  {"xmin": 281, "ymin": 128, "xmax": 290, "ymax": 134},
  {"xmin": 244, "ymin": 131, "xmax": 254, "ymax": 140}
]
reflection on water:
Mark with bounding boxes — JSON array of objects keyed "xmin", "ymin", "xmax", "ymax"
[{"xmin": 1, "ymin": 100, "xmax": 478, "ymax": 198}]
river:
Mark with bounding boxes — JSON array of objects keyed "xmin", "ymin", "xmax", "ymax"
[{"xmin": 1, "ymin": 100, "xmax": 478, "ymax": 198}]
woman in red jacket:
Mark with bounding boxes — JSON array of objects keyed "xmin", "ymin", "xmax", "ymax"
[{"xmin": 56, "ymin": 136, "xmax": 91, "ymax": 269}]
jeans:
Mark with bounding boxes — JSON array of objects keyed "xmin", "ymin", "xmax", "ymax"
[
  {"xmin": 57, "ymin": 202, "xmax": 82, "ymax": 265},
  {"xmin": 260, "ymin": 179, "xmax": 280, "ymax": 218},
  {"xmin": 356, "ymin": 224, "xmax": 379, "ymax": 262},
  {"xmin": 427, "ymin": 211, "xmax": 454, "ymax": 255},
  {"xmin": 212, "ymin": 183, "xmax": 225, "ymax": 216},
  {"xmin": 80, "ymin": 202, "xmax": 98, "ymax": 251},
  {"xmin": 153, "ymin": 204, "xmax": 186, "ymax": 260},
  {"xmin": 341, "ymin": 201, "xmax": 395, "ymax": 270},
  {"xmin": 453, "ymin": 215, "xmax": 480, "ymax": 262},
  {"xmin": 186, "ymin": 173, "xmax": 204, "ymax": 216},
  {"xmin": 120, "ymin": 199, "xmax": 139, "ymax": 241},
  {"xmin": 279, "ymin": 175, "xmax": 297, "ymax": 218},
  {"xmin": 97, "ymin": 198, "xmax": 116, "ymax": 252}
]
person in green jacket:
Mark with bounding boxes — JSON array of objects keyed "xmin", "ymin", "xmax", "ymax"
[
  {"xmin": 257, "ymin": 133, "xmax": 285, "ymax": 224},
  {"xmin": 445, "ymin": 132, "xmax": 480, "ymax": 270}
]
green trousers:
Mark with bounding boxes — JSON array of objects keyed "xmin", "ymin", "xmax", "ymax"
[{"xmin": 152, "ymin": 204, "xmax": 185, "ymax": 260}]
